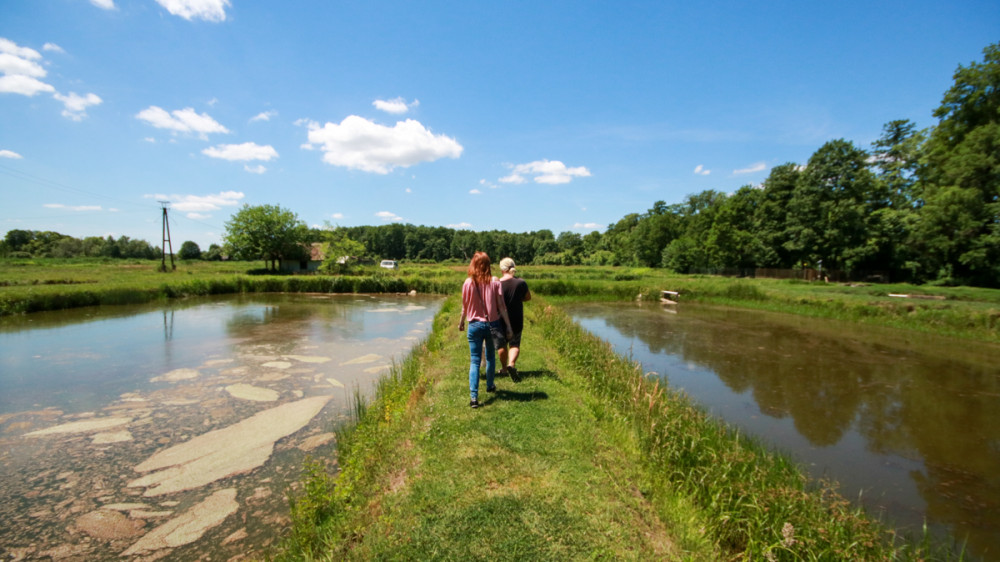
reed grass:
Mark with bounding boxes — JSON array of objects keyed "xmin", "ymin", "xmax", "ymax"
[{"xmin": 535, "ymin": 300, "xmax": 965, "ymax": 560}]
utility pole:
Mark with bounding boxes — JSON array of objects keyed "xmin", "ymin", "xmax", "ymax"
[{"xmin": 159, "ymin": 201, "xmax": 175, "ymax": 271}]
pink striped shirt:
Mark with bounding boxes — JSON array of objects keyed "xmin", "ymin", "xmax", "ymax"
[{"xmin": 461, "ymin": 277, "xmax": 506, "ymax": 322}]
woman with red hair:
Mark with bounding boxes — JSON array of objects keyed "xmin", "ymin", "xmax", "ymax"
[{"xmin": 459, "ymin": 252, "xmax": 513, "ymax": 408}]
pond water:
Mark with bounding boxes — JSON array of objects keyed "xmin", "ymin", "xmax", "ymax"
[
  {"xmin": 565, "ymin": 301, "xmax": 1000, "ymax": 560},
  {"xmin": 0, "ymin": 293, "xmax": 442, "ymax": 560}
]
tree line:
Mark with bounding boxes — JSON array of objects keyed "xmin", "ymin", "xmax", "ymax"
[
  {"xmin": 3, "ymin": 44, "xmax": 997, "ymax": 287},
  {"xmin": 0, "ymin": 230, "xmax": 162, "ymax": 260},
  {"xmin": 0, "ymin": 230, "xmax": 225, "ymax": 261}
]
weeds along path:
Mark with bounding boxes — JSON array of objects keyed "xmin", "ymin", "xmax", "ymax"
[
  {"xmin": 281, "ymin": 295, "xmax": 950, "ymax": 561},
  {"xmin": 289, "ymin": 295, "xmax": 713, "ymax": 560}
]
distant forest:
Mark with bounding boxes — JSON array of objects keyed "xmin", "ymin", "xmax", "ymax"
[{"xmin": 3, "ymin": 44, "xmax": 997, "ymax": 287}]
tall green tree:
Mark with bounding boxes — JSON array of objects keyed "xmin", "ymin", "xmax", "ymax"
[
  {"xmin": 917, "ymin": 43, "xmax": 1000, "ymax": 285},
  {"xmin": 319, "ymin": 225, "xmax": 365, "ymax": 272},
  {"xmin": 604, "ymin": 213, "xmax": 640, "ymax": 266},
  {"xmin": 223, "ymin": 204, "xmax": 309, "ymax": 270},
  {"xmin": 872, "ymin": 119, "xmax": 925, "ymax": 208},
  {"xmin": 661, "ymin": 191, "xmax": 724, "ymax": 273},
  {"xmin": 754, "ymin": 163, "xmax": 800, "ymax": 268},
  {"xmin": 784, "ymin": 140, "xmax": 876, "ymax": 272},
  {"xmin": 868, "ymin": 120, "xmax": 925, "ymax": 280},
  {"xmin": 632, "ymin": 200, "xmax": 682, "ymax": 267},
  {"xmin": 179, "ymin": 241, "xmax": 202, "ymax": 260},
  {"xmin": 706, "ymin": 186, "xmax": 762, "ymax": 271}
]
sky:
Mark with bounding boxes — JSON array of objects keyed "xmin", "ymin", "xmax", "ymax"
[{"xmin": 1, "ymin": 1, "xmax": 998, "ymax": 250}]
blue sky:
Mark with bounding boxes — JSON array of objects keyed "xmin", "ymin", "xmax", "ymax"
[{"xmin": 1, "ymin": 1, "xmax": 997, "ymax": 250}]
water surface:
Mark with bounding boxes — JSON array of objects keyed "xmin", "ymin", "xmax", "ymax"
[
  {"xmin": 565, "ymin": 301, "xmax": 1000, "ymax": 559},
  {"xmin": 0, "ymin": 293, "xmax": 442, "ymax": 560}
]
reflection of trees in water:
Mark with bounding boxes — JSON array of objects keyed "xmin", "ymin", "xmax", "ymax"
[{"xmin": 572, "ymin": 302, "xmax": 1000, "ymax": 556}]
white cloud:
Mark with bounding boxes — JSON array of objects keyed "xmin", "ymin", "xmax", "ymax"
[
  {"xmin": 155, "ymin": 0, "xmax": 230, "ymax": 22},
  {"xmin": 90, "ymin": 0, "xmax": 116, "ymax": 9},
  {"xmin": 0, "ymin": 149, "xmax": 22, "ymax": 159},
  {"xmin": 186, "ymin": 212, "xmax": 211, "ymax": 220},
  {"xmin": 136, "ymin": 106, "xmax": 230, "ymax": 138},
  {"xmin": 469, "ymin": 189, "xmax": 482, "ymax": 194},
  {"xmin": 498, "ymin": 172, "xmax": 525, "ymax": 184},
  {"xmin": 500, "ymin": 160, "xmax": 591, "ymax": 185},
  {"xmin": 1, "ymin": 38, "xmax": 104, "ymax": 122},
  {"xmin": 0, "ymin": 53, "xmax": 47, "ymax": 77},
  {"xmin": 375, "ymin": 211, "xmax": 403, "ymax": 222},
  {"xmin": 44, "ymin": 203, "xmax": 102, "ymax": 211},
  {"xmin": 479, "ymin": 179, "xmax": 499, "ymax": 189},
  {"xmin": 145, "ymin": 190, "xmax": 244, "ymax": 213},
  {"xmin": 0, "ymin": 74, "xmax": 55, "ymax": 96},
  {"xmin": 693, "ymin": 164, "xmax": 710, "ymax": 176},
  {"xmin": 448, "ymin": 222, "xmax": 473, "ymax": 229},
  {"xmin": 0, "ymin": 38, "xmax": 42, "ymax": 60},
  {"xmin": 202, "ymin": 142, "xmax": 278, "ymax": 161},
  {"xmin": 373, "ymin": 97, "xmax": 419, "ymax": 115},
  {"xmin": 250, "ymin": 110, "xmax": 276, "ymax": 122},
  {"xmin": 331, "ymin": 213, "xmax": 344, "ymax": 219},
  {"xmin": 244, "ymin": 164, "xmax": 267, "ymax": 174},
  {"xmin": 303, "ymin": 115, "xmax": 463, "ymax": 174},
  {"xmin": 734, "ymin": 162, "xmax": 767, "ymax": 175},
  {"xmin": 573, "ymin": 222, "xmax": 602, "ymax": 229},
  {"xmin": 0, "ymin": 39, "xmax": 54, "ymax": 97},
  {"xmin": 54, "ymin": 92, "xmax": 102, "ymax": 121}
]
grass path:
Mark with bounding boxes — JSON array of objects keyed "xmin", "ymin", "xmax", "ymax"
[
  {"xmin": 296, "ymin": 297, "xmax": 713, "ymax": 560},
  {"xmin": 282, "ymin": 296, "xmax": 950, "ymax": 561}
]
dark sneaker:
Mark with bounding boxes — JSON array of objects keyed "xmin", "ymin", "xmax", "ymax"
[
  {"xmin": 470, "ymin": 399, "xmax": 479, "ymax": 408},
  {"xmin": 509, "ymin": 367, "xmax": 521, "ymax": 382},
  {"xmin": 486, "ymin": 385, "xmax": 497, "ymax": 393}
]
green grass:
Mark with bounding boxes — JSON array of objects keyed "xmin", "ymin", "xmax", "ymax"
[
  {"xmin": 0, "ymin": 259, "xmax": 456, "ymax": 316},
  {"xmin": 272, "ymin": 296, "xmax": 965, "ymax": 561},
  {"xmin": 3, "ymin": 260, "xmax": 999, "ymax": 342}
]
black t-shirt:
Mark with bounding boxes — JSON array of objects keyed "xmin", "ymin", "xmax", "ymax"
[{"xmin": 500, "ymin": 277, "xmax": 529, "ymax": 333}]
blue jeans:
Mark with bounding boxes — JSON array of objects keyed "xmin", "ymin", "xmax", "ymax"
[{"xmin": 467, "ymin": 320, "xmax": 498, "ymax": 399}]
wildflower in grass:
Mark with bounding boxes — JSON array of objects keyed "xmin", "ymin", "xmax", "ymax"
[{"xmin": 781, "ymin": 522, "xmax": 797, "ymax": 548}]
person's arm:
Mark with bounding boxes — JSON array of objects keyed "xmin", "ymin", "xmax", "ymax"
[
  {"xmin": 522, "ymin": 282, "xmax": 532, "ymax": 302},
  {"xmin": 496, "ymin": 283, "xmax": 513, "ymax": 338},
  {"xmin": 458, "ymin": 281, "xmax": 468, "ymax": 331}
]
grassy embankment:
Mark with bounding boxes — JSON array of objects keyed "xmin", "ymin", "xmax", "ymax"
[
  {"xmin": 0, "ymin": 259, "xmax": 458, "ymax": 317},
  {"xmin": 273, "ymin": 296, "xmax": 962, "ymax": 560},
  {"xmin": 2, "ymin": 259, "xmax": 999, "ymax": 343}
]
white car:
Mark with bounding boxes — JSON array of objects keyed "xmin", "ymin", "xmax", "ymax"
[{"xmin": 379, "ymin": 259, "xmax": 399, "ymax": 270}]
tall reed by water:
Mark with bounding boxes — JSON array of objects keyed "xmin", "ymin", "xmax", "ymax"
[{"xmin": 535, "ymin": 302, "xmax": 964, "ymax": 560}]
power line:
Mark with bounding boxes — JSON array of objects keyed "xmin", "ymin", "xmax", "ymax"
[{"xmin": 0, "ymin": 163, "xmax": 155, "ymax": 211}]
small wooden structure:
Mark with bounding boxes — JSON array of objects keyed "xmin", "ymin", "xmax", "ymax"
[
  {"xmin": 279, "ymin": 243, "xmax": 325, "ymax": 273},
  {"xmin": 661, "ymin": 290, "xmax": 679, "ymax": 305}
]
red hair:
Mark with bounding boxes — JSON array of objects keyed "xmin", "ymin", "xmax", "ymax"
[{"xmin": 467, "ymin": 252, "xmax": 492, "ymax": 284}]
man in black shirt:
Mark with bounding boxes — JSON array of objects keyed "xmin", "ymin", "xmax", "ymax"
[{"xmin": 496, "ymin": 257, "xmax": 531, "ymax": 382}]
